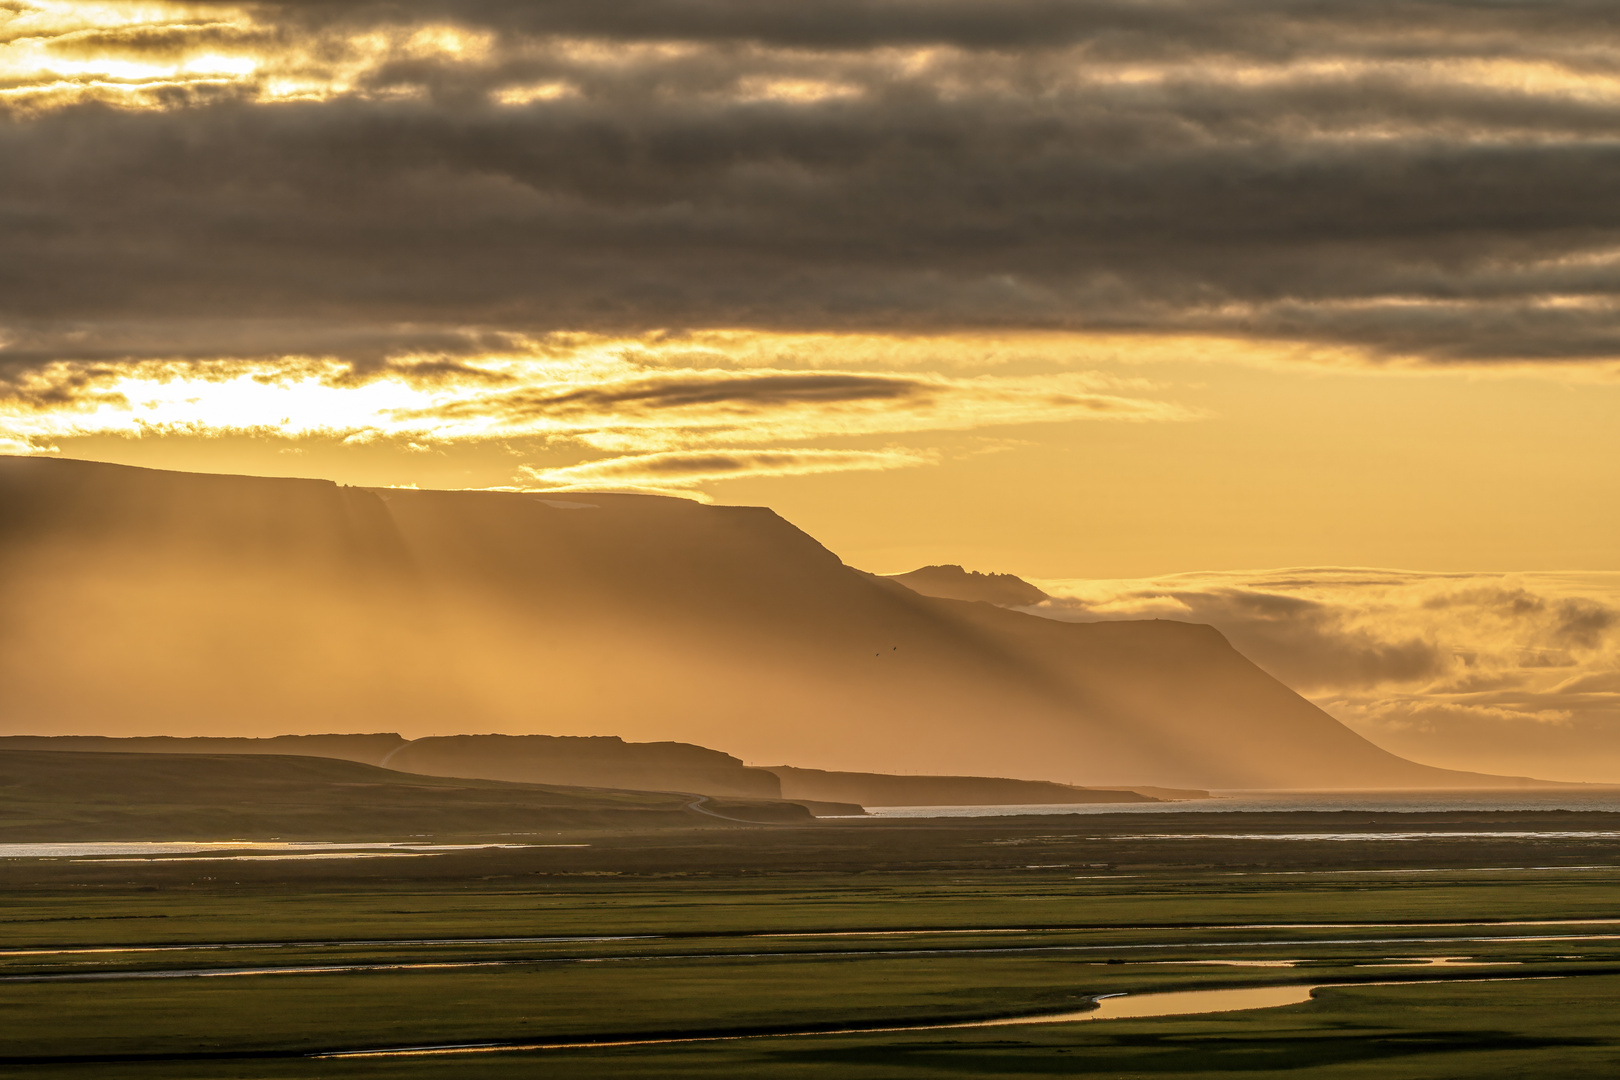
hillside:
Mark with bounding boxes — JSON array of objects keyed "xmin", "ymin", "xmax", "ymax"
[
  {"xmin": 0, "ymin": 734, "xmax": 780, "ymax": 799},
  {"xmin": 0, "ymin": 734, "xmax": 406, "ymax": 766},
  {"xmin": 384, "ymin": 735, "xmax": 780, "ymax": 798},
  {"xmin": 884, "ymin": 565, "xmax": 1050, "ymax": 607},
  {"xmin": 0, "ymin": 455, "xmax": 1548, "ymax": 789},
  {"xmin": 1, "ymin": 735, "xmax": 1192, "ymax": 808},
  {"xmin": 767, "ymin": 768, "xmax": 1166, "ymax": 807},
  {"xmin": 0, "ymin": 750, "xmax": 810, "ymax": 841}
]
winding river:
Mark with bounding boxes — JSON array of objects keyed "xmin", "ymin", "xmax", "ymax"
[{"xmin": 313, "ymin": 975, "xmax": 1554, "ymax": 1059}]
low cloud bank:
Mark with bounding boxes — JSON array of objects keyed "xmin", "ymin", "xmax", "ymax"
[{"xmin": 1031, "ymin": 569, "xmax": 1620, "ymax": 782}]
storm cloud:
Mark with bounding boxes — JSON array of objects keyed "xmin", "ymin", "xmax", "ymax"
[{"xmin": 4, "ymin": 0, "xmax": 1620, "ymax": 377}]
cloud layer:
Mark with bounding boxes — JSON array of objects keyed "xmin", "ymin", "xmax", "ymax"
[
  {"xmin": 0, "ymin": 339, "xmax": 1183, "ymax": 485},
  {"xmin": 522, "ymin": 446, "xmax": 934, "ymax": 488},
  {"xmin": 4, "ymin": 0, "xmax": 1620, "ymax": 375},
  {"xmin": 1031, "ymin": 569, "xmax": 1620, "ymax": 781}
]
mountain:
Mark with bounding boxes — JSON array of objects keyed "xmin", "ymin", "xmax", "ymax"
[
  {"xmin": 0, "ymin": 734, "xmax": 1192, "ymax": 808},
  {"xmin": 383, "ymin": 735, "xmax": 780, "ymax": 797},
  {"xmin": 766, "ymin": 767, "xmax": 1175, "ymax": 807},
  {"xmin": 0, "ymin": 734, "xmax": 781, "ymax": 799},
  {"xmin": 0, "ymin": 750, "xmax": 810, "ymax": 841},
  {"xmin": 884, "ymin": 565, "xmax": 1050, "ymax": 607},
  {"xmin": 0, "ymin": 734, "xmax": 407, "ymax": 766},
  {"xmin": 0, "ymin": 455, "xmax": 1548, "ymax": 789}
]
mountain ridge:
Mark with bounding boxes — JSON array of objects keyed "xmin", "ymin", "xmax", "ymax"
[
  {"xmin": 884, "ymin": 564, "xmax": 1051, "ymax": 607},
  {"xmin": 0, "ymin": 455, "xmax": 1554, "ymax": 790},
  {"xmin": 0, "ymin": 734, "xmax": 783, "ymax": 800},
  {"xmin": 0, "ymin": 749, "xmax": 813, "ymax": 841}
]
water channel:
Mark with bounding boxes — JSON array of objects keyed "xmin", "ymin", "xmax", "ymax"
[{"xmin": 315, "ymin": 975, "xmax": 1559, "ymax": 1059}]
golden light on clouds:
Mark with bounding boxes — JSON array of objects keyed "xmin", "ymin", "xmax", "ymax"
[
  {"xmin": 1033, "ymin": 570, "xmax": 1620, "ymax": 782},
  {"xmin": 522, "ymin": 447, "xmax": 937, "ymax": 491},
  {"xmin": 0, "ymin": 333, "xmax": 1192, "ymax": 489},
  {"xmin": 8, "ymin": 0, "xmax": 1620, "ymax": 121},
  {"xmin": 1, "ymin": 3, "xmax": 493, "ymax": 107}
]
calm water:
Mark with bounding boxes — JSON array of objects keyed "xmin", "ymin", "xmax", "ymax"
[
  {"xmin": 0, "ymin": 841, "xmax": 576, "ymax": 859},
  {"xmin": 855, "ymin": 788, "xmax": 1620, "ymax": 818},
  {"xmin": 318, "ymin": 984, "xmax": 1325, "ymax": 1058},
  {"xmin": 319, "ymin": 976, "xmax": 1557, "ymax": 1059},
  {"xmin": 976, "ymin": 984, "xmax": 1316, "ymax": 1025}
]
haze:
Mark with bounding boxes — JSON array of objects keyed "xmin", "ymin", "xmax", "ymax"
[{"xmin": 2, "ymin": 0, "xmax": 1617, "ymax": 784}]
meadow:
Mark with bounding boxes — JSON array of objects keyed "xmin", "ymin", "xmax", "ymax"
[{"xmin": 3, "ymin": 812, "xmax": 1619, "ymax": 1078}]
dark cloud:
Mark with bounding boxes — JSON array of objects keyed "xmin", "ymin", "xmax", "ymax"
[
  {"xmin": 232, "ymin": 1, "xmax": 1620, "ymax": 55},
  {"xmin": 40, "ymin": 24, "xmax": 264, "ymax": 58},
  {"xmin": 1421, "ymin": 585, "xmax": 1617, "ymax": 650},
  {"xmin": 1553, "ymin": 598, "xmax": 1618, "ymax": 649},
  {"xmin": 399, "ymin": 371, "xmax": 931, "ymax": 428},
  {"xmin": 4, "ymin": 1, "xmax": 1620, "ymax": 373},
  {"xmin": 524, "ymin": 446, "xmax": 931, "ymax": 485},
  {"xmin": 520, "ymin": 373, "xmax": 926, "ymax": 413},
  {"xmin": 385, "ymin": 366, "xmax": 1174, "ymax": 445}
]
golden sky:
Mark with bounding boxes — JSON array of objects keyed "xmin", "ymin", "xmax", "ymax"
[
  {"xmin": 10, "ymin": 334, "xmax": 1614, "ymax": 579},
  {"xmin": 3, "ymin": 0, "xmax": 1619, "ymax": 775}
]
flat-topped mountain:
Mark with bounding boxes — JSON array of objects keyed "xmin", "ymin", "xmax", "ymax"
[
  {"xmin": 0, "ymin": 455, "xmax": 1547, "ymax": 789},
  {"xmin": 884, "ymin": 565, "xmax": 1050, "ymax": 607}
]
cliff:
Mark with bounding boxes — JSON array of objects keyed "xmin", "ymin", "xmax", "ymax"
[{"xmin": 0, "ymin": 455, "xmax": 1548, "ymax": 790}]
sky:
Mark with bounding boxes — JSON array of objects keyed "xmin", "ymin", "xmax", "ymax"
[{"xmin": 2, "ymin": 0, "xmax": 1618, "ymax": 778}]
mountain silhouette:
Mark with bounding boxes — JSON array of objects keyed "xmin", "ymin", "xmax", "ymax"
[
  {"xmin": 884, "ymin": 565, "xmax": 1050, "ymax": 607},
  {"xmin": 0, "ymin": 455, "xmax": 1549, "ymax": 789},
  {"xmin": 765, "ymin": 767, "xmax": 1179, "ymax": 806},
  {"xmin": 0, "ymin": 749, "xmax": 809, "ymax": 841},
  {"xmin": 0, "ymin": 734, "xmax": 783, "ymax": 800}
]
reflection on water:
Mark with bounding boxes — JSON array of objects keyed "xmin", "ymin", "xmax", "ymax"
[
  {"xmin": 0, "ymin": 841, "xmax": 581, "ymax": 859},
  {"xmin": 318, "ymin": 973, "xmax": 1568, "ymax": 1060},
  {"xmin": 1142, "ymin": 959, "xmax": 1301, "ymax": 968},
  {"xmin": 1360, "ymin": 956, "xmax": 1520, "ymax": 968},
  {"xmin": 319, "ymin": 983, "xmax": 1324, "ymax": 1058},
  {"xmin": 970, "ymin": 985, "xmax": 1314, "ymax": 1026},
  {"xmin": 1107, "ymin": 831, "xmax": 1620, "ymax": 842}
]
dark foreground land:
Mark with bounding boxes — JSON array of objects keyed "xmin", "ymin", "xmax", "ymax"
[{"xmin": 4, "ymin": 810, "xmax": 1620, "ymax": 1078}]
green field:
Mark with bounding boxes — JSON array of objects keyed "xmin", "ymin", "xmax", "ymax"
[{"xmin": 3, "ymin": 813, "xmax": 1619, "ymax": 1077}]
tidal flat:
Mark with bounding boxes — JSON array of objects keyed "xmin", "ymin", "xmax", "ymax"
[{"xmin": 3, "ymin": 811, "xmax": 1619, "ymax": 1078}]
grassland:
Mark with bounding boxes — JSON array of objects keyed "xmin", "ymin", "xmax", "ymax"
[{"xmin": 2, "ymin": 809, "xmax": 1619, "ymax": 1077}]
